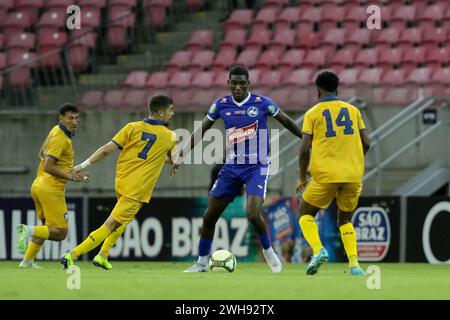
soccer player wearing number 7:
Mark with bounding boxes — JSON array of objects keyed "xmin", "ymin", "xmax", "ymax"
[
  {"xmin": 296, "ymin": 71, "xmax": 370, "ymax": 276},
  {"xmin": 16, "ymin": 104, "xmax": 90, "ymax": 269},
  {"xmin": 60, "ymin": 95, "xmax": 177, "ymax": 270}
]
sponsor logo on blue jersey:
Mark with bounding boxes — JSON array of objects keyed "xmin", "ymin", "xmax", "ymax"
[{"xmin": 352, "ymin": 207, "xmax": 390, "ymax": 261}]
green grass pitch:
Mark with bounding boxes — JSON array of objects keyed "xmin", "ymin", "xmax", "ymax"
[{"xmin": 1, "ymin": 261, "xmax": 449, "ymax": 300}]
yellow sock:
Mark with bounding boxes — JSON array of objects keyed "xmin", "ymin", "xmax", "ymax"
[
  {"xmin": 33, "ymin": 226, "xmax": 49, "ymax": 240},
  {"xmin": 24, "ymin": 241, "xmax": 42, "ymax": 261},
  {"xmin": 99, "ymin": 224, "xmax": 126, "ymax": 258},
  {"xmin": 299, "ymin": 215, "xmax": 323, "ymax": 255},
  {"xmin": 339, "ymin": 223, "xmax": 359, "ymax": 267},
  {"xmin": 72, "ymin": 225, "xmax": 112, "ymax": 259}
]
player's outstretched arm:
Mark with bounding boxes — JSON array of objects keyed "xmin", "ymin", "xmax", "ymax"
[
  {"xmin": 44, "ymin": 156, "xmax": 90, "ymax": 182},
  {"xmin": 296, "ymin": 133, "xmax": 312, "ymax": 193},
  {"xmin": 359, "ymin": 129, "xmax": 370, "ymax": 155},
  {"xmin": 274, "ymin": 109, "xmax": 302, "ymax": 139},
  {"xmin": 171, "ymin": 116, "xmax": 214, "ymax": 172},
  {"xmin": 73, "ymin": 141, "xmax": 119, "ymax": 173}
]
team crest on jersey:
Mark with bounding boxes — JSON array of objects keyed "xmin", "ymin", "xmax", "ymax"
[
  {"xmin": 209, "ymin": 103, "xmax": 217, "ymax": 114},
  {"xmin": 227, "ymin": 121, "xmax": 258, "ymax": 145},
  {"xmin": 247, "ymin": 106, "xmax": 259, "ymax": 117},
  {"xmin": 352, "ymin": 207, "xmax": 391, "ymax": 261}
]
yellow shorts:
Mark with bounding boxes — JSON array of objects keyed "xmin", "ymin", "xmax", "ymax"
[
  {"xmin": 111, "ymin": 193, "xmax": 144, "ymax": 225},
  {"xmin": 31, "ymin": 182, "xmax": 68, "ymax": 228},
  {"xmin": 302, "ymin": 179, "xmax": 362, "ymax": 212}
]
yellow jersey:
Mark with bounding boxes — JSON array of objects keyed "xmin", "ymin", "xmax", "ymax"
[
  {"xmin": 302, "ymin": 96, "xmax": 366, "ymax": 183},
  {"xmin": 34, "ymin": 124, "xmax": 74, "ymax": 189},
  {"xmin": 112, "ymin": 118, "xmax": 177, "ymax": 203}
]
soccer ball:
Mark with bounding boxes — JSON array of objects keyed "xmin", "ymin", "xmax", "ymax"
[{"xmin": 208, "ymin": 249, "xmax": 237, "ymax": 273}]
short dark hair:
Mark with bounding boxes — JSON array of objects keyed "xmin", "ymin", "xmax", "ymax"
[
  {"xmin": 148, "ymin": 94, "xmax": 173, "ymax": 114},
  {"xmin": 315, "ymin": 71, "xmax": 339, "ymax": 93},
  {"xmin": 59, "ymin": 103, "xmax": 79, "ymax": 116},
  {"xmin": 229, "ymin": 65, "xmax": 249, "ymax": 79}
]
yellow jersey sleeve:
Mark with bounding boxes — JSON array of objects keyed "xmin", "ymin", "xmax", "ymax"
[
  {"xmin": 357, "ymin": 109, "xmax": 366, "ymax": 130},
  {"xmin": 302, "ymin": 110, "xmax": 314, "ymax": 135},
  {"xmin": 112, "ymin": 123, "xmax": 132, "ymax": 149},
  {"xmin": 45, "ymin": 134, "xmax": 67, "ymax": 160}
]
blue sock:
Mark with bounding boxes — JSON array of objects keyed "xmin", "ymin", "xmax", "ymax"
[
  {"xmin": 198, "ymin": 238, "xmax": 212, "ymax": 257},
  {"xmin": 257, "ymin": 234, "xmax": 271, "ymax": 250}
]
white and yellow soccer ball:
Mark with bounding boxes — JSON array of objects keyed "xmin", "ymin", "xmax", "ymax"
[{"xmin": 208, "ymin": 249, "xmax": 237, "ymax": 273}]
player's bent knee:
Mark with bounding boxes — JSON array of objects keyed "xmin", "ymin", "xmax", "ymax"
[{"xmin": 52, "ymin": 228, "xmax": 68, "ymax": 241}]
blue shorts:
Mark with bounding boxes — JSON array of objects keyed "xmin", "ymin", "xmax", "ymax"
[{"xmin": 209, "ymin": 164, "xmax": 270, "ymax": 200}]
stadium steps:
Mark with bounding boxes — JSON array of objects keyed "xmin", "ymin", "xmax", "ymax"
[{"xmin": 363, "ymin": 168, "xmax": 426, "ymax": 196}]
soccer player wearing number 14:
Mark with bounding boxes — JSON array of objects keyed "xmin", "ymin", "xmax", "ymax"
[
  {"xmin": 296, "ymin": 71, "xmax": 370, "ymax": 276},
  {"xmin": 61, "ymin": 95, "xmax": 177, "ymax": 269}
]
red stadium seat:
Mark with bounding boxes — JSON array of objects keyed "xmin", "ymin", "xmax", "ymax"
[
  {"xmin": 373, "ymin": 28, "xmax": 400, "ymax": 49},
  {"xmin": 6, "ymin": 32, "xmax": 35, "ymax": 51},
  {"xmin": 38, "ymin": 31, "xmax": 68, "ymax": 68},
  {"xmin": 319, "ymin": 29, "xmax": 346, "ymax": 52},
  {"xmin": 186, "ymin": 0, "xmax": 205, "ymax": 11},
  {"xmin": 110, "ymin": 0, "xmax": 138, "ymax": 8},
  {"xmin": 400, "ymin": 47, "xmax": 426, "ymax": 74},
  {"xmin": 121, "ymin": 71, "xmax": 150, "ymax": 89},
  {"xmin": 262, "ymin": 0, "xmax": 288, "ymax": 10},
  {"xmin": 191, "ymin": 71, "xmax": 215, "ymax": 88},
  {"xmin": 298, "ymin": 7, "xmax": 321, "ymax": 33},
  {"xmin": 421, "ymin": 27, "xmax": 448, "ymax": 50},
  {"xmin": 15, "ymin": 0, "xmax": 44, "ymax": 25},
  {"xmin": 3, "ymin": 12, "xmax": 32, "ymax": 41},
  {"xmin": 278, "ymin": 48, "xmax": 306, "ymax": 76},
  {"xmin": 248, "ymin": 69, "xmax": 262, "ymax": 88},
  {"xmin": 274, "ymin": 6, "xmax": 300, "ymax": 31},
  {"xmin": 103, "ymin": 90, "xmax": 126, "ymax": 109},
  {"xmin": 77, "ymin": 90, "xmax": 105, "ymax": 109},
  {"xmin": 146, "ymin": 71, "xmax": 170, "ymax": 89},
  {"xmin": 68, "ymin": 44, "xmax": 89, "ymax": 72},
  {"xmin": 245, "ymin": 28, "xmax": 273, "ymax": 50},
  {"xmin": 0, "ymin": 0, "xmax": 12, "ymax": 10},
  {"xmin": 405, "ymin": 67, "xmax": 433, "ymax": 86},
  {"xmin": 354, "ymin": 48, "xmax": 378, "ymax": 70},
  {"xmin": 70, "ymin": 30, "xmax": 98, "ymax": 48},
  {"xmin": 269, "ymin": 87, "xmax": 290, "ymax": 108},
  {"xmin": 320, "ymin": 6, "xmax": 346, "ymax": 33},
  {"xmin": 225, "ymin": 9, "xmax": 254, "ymax": 34},
  {"xmin": 78, "ymin": 0, "xmax": 107, "ymax": 9},
  {"xmin": 186, "ymin": 30, "xmax": 214, "ymax": 53},
  {"xmin": 211, "ymin": 48, "xmax": 237, "ymax": 72},
  {"xmin": 6, "ymin": 50, "xmax": 36, "ymax": 67},
  {"xmin": 418, "ymin": 4, "xmax": 445, "ymax": 29},
  {"xmin": 251, "ymin": 7, "xmax": 279, "ymax": 31},
  {"xmin": 168, "ymin": 71, "xmax": 194, "ymax": 88},
  {"xmin": 188, "ymin": 89, "xmax": 217, "ymax": 109},
  {"xmin": 235, "ymin": 48, "xmax": 261, "ymax": 69},
  {"xmin": 46, "ymin": 0, "xmax": 74, "ymax": 10},
  {"xmin": 343, "ymin": 6, "xmax": 366, "ymax": 31},
  {"xmin": 166, "ymin": 51, "xmax": 193, "ymax": 74},
  {"xmin": 390, "ymin": 5, "xmax": 416, "ymax": 28},
  {"xmin": 425, "ymin": 47, "xmax": 450, "ymax": 70},
  {"xmin": 329, "ymin": 48, "xmax": 357, "ymax": 72},
  {"xmin": 398, "ymin": 28, "xmax": 422, "ymax": 50},
  {"xmin": 123, "ymin": 89, "xmax": 150, "ymax": 108},
  {"xmin": 269, "ymin": 28, "xmax": 296, "ymax": 53},
  {"xmin": 8, "ymin": 67, "xmax": 32, "ymax": 88},
  {"xmin": 219, "ymin": 29, "xmax": 247, "ymax": 50},
  {"xmin": 299, "ymin": 49, "xmax": 328, "ymax": 70},
  {"xmin": 345, "ymin": 29, "xmax": 372, "ymax": 51},
  {"xmin": 381, "ymin": 68, "xmax": 406, "ymax": 87},
  {"xmin": 282, "ymin": 68, "xmax": 314, "ymax": 86},
  {"xmin": 383, "ymin": 87, "xmax": 416, "ymax": 106},
  {"xmin": 338, "ymin": 68, "xmax": 360, "ymax": 87},
  {"xmin": 258, "ymin": 70, "xmax": 282, "ymax": 88},
  {"xmin": 294, "ymin": 31, "xmax": 321, "ymax": 49},
  {"xmin": 109, "ymin": 6, "xmax": 135, "ymax": 28},
  {"xmin": 188, "ymin": 50, "xmax": 215, "ymax": 72},
  {"xmin": 80, "ymin": 8, "xmax": 102, "ymax": 30},
  {"xmin": 170, "ymin": 89, "xmax": 193, "ymax": 108},
  {"xmin": 358, "ymin": 67, "xmax": 384, "ymax": 85},
  {"xmin": 212, "ymin": 70, "xmax": 229, "ymax": 89},
  {"xmin": 377, "ymin": 47, "xmax": 403, "ymax": 70},
  {"xmin": 0, "ymin": 52, "xmax": 6, "ymax": 70},
  {"xmin": 444, "ymin": 7, "xmax": 450, "ymax": 30},
  {"xmin": 254, "ymin": 48, "xmax": 282, "ymax": 71},
  {"xmin": 107, "ymin": 26, "xmax": 128, "ymax": 51},
  {"xmin": 430, "ymin": 67, "xmax": 450, "ymax": 85},
  {"xmin": 286, "ymin": 87, "xmax": 313, "ymax": 110}
]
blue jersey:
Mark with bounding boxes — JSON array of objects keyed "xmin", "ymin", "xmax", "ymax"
[{"xmin": 207, "ymin": 92, "xmax": 280, "ymax": 165}]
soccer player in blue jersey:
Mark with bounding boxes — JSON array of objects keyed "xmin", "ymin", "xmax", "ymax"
[{"xmin": 176, "ymin": 66, "xmax": 302, "ymax": 273}]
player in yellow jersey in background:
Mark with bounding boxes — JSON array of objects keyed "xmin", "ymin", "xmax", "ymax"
[
  {"xmin": 296, "ymin": 71, "xmax": 371, "ymax": 276},
  {"xmin": 16, "ymin": 103, "xmax": 91, "ymax": 269},
  {"xmin": 61, "ymin": 95, "xmax": 177, "ymax": 270}
]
